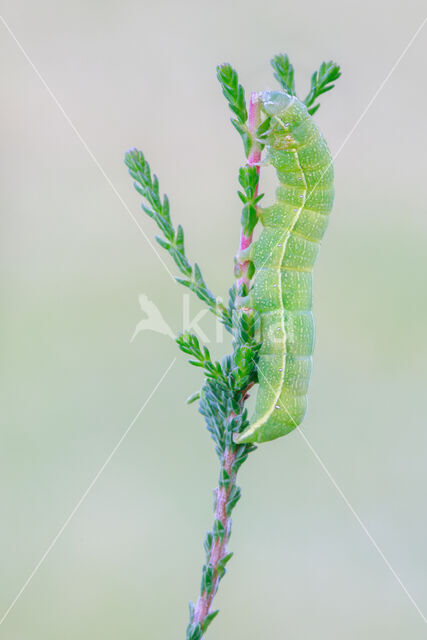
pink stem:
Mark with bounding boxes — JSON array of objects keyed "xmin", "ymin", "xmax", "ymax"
[
  {"xmin": 192, "ymin": 383, "xmax": 254, "ymax": 629},
  {"xmin": 237, "ymin": 92, "xmax": 262, "ymax": 291},
  {"xmin": 192, "ymin": 96, "xmax": 262, "ymax": 635},
  {"xmin": 193, "ymin": 446, "xmax": 237, "ymax": 625}
]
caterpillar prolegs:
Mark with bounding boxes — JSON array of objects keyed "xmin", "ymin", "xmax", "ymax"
[{"xmin": 235, "ymin": 91, "xmax": 335, "ymax": 444}]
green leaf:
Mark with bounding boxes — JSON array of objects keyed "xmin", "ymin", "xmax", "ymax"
[
  {"xmin": 175, "ymin": 276, "xmax": 192, "ymax": 289},
  {"xmin": 162, "ymin": 193, "xmax": 171, "ymax": 223},
  {"xmin": 217, "ymin": 552, "xmax": 233, "ymax": 578},
  {"xmin": 219, "ymin": 468, "xmax": 231, "ymax": 488},
  {"xmin": 186, "ymin": 391, "xmax": 200, "ymax": 405},
  {"xmin": 256, "ymin": 115, "xmax": 271, "ymax": 138},
  {"xmin": 172, "ymin": 250, "xmax": 192, "ymax": 276},
  {"xmin": 241, "ymin": 203, "xmax": 258, "ymax": 237},
  {"xmin": 231, "ymin": 120, "xmax": 251, "ymax": 157},
  {"xmin": 155, "ymin": 235, "xmax": 171, "ymax": 250},
  {"xmin": 201, "ymin": 609, "xmax": 219, "ymax": 633},
  {"xmin": 186, "ymin": 622, "xmax": 202, "ymax": 640},
  {"xmin": 188, "ymin": 601, "xmax": 195, "ymax": 623},
  {"xmin": 204, "ymin": 532, "xmax": 213, "ymax": 557},
  {"xmin": 175, "ymin": 224, "xmax": 185, "ymax": 252},
  {"xmin": 201, "ymin": 563, "xmax": 215, "ymax": 594},
  {"xmin": 226, "ymin": 485, "xmax": 241, "ymax": 516},
  {"xmin": 141, "ymin": 203, "xmax": 156, "ymax": 219},
  {"xmin": 213, "ymin": 518, "xmax": 225, "ymax": 542},
  {"xmin": 194, "ymin": 263, "xmax": 205, "ymax": 285},
  {"xmin": 308, "ymin": 103, "xmax": 321, "ymax": 116}
]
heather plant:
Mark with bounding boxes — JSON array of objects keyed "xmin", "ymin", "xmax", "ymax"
[{"xmin": 125, "ymin": 52, "xmax": 340, "ymax": 638}]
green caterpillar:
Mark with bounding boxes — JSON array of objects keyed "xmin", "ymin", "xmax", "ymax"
[{"xmin": 235, "ymin": 91, "xmax": 335, "ymax": 444}]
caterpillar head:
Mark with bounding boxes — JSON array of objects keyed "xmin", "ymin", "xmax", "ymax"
[{"xmin": 261, "ymin": 91, "xmax": 293, "ymax": 116}]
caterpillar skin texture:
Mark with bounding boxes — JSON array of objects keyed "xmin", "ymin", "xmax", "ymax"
[{"xmin": 235, "ymin": 91, "xmax": 335, "ymax": 444}]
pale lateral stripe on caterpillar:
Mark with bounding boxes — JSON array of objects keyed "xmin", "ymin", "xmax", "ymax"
[{"xmin": 235, "ymin": 91, "xmax": 335, "ymax": 444}]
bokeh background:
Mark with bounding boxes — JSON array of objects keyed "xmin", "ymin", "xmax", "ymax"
[{"xmin": 1, "ymin": 1, "xmax": 427, "ymax": 638}]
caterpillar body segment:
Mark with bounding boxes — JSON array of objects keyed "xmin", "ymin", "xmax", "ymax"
[{"xmin": 235, "ymin": 92, "xmax": 335, "ymax": 444}]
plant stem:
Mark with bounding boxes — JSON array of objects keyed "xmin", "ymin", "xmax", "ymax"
[
  {"xmin": 191, "ymin": 381, "xmax": 254, "ymax": 635},
  {"xmin": 192, "ymin": 445, "xmax": 237, "ymax": 625},
  {"xmin": 237, "ymin": 92, "xmax": 262, "ymax": 291},
  {"xmin": 189, "ymin": 96, "xmax": 262, "ymax": 638}
]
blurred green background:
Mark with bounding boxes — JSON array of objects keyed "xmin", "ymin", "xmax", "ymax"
[{"xmin": 1, "ymin": 1, "xmax": 427, "ymax": 638}]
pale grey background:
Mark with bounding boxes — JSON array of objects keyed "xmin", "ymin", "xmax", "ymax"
[{"xmin": 1, "ymin": 1, "xmax": 427, "ymax": 638}]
